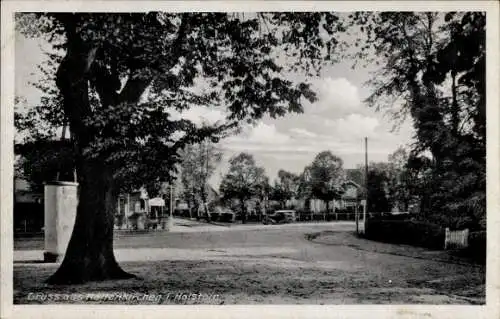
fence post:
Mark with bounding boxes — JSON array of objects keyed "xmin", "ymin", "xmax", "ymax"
[
  {"xmin": 445, "ymin": 227, "xmax": 450, "ymax": 250},
  {"xmin": 463, "ymin": 228, "xmax": 469, "ymax": 248}
]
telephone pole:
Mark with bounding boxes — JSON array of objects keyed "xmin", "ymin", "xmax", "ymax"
[{"xmin": 364, "ymin": 137, "xmax": 368, "ymax": 227}]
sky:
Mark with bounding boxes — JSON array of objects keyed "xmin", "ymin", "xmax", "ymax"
[{"xmin": 15, "ymin": 19, "xmax": 415, "ymax": 189}]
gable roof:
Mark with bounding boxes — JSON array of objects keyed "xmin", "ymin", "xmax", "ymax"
[
  {"xmin": 345, "ymin": 169, "xmax": 364, "ymax": 186},
  {"xmin": 343, "ymin": 180, "xmax": 361, "ymax": 189}
]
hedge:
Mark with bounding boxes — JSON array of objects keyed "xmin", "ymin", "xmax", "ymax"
[
  {"xmin": 464, "ymin": 231, "xmax": 486, "ymax": 264},
  {"xmin": 219, "ymin": 212, "xmax": 235, "ymax": 223},
  {"xmin": 364, "ymin": 219, "xmax": 445, "ymax": 250}
]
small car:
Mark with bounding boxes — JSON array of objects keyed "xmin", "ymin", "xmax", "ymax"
[{"xmin": 263, "ymin": 210, "xmax": 297, "ymax": 224}]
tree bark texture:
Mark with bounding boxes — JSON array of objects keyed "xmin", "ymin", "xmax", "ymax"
[
  {"xmin": 46, "ymin": 13, "xmax": 194, "ymax": 284},
  {"xmin": 47, "ymin": 17, "xmax": 136, "ymax": 284},
  {"xmin": 47, "ymin": 162, "xmax": 135, "ymax": 284}
]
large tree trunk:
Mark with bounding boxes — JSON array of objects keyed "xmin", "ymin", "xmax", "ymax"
[
  {"xmin": 47, "ymin": 17, "xmax": 136, "ymax": 284},
  {"xmin": 46, "ymin": 161, "xmax": 135, "ymax": 284}
]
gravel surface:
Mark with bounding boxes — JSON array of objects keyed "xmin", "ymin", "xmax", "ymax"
[{"xmin": 13, "ymin": 223, "xmax": 485, "ymax": 304}]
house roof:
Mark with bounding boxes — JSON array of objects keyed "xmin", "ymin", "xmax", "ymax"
[
  {"xmin": 345, "ymin": 169, "xmax": 364, "ymax": 186},
  {"xmin": 343, "ymin": 180, "xmax": 361, "ymax": 189}
]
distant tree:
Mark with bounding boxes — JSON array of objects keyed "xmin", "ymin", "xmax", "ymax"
[
  {"xmin": 307, "ymin": 151, "xmax": 346, "ymax": 219},
  {"xmin": 355, "ymin": 151, "xmax": 411, "ymax": 213},
  {"xmin": 271, "ymin": 169, "xmax": 300, "ymax": 208},
  {"xmin": 387, "ymin": 147, "xmax": 412, "ymax": 211},
  {"xmin": 14, "ymin": 139, "xmax": 77, "ymax": 192},
  {"xmin": 366, "ymin": 163, "xmax": 391, "ymax": 213},
  {"xmin": 219, "ymin": 153, "xmax": 268, "ymax": 223},
  {"xmin": 179, "ymin": 139, "xmax": 222, "ymax": 219}
]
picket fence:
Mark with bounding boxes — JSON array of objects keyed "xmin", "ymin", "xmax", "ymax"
[{"xmin": 444, "ymin": 228, "xmax": 469, "ymax": 249}]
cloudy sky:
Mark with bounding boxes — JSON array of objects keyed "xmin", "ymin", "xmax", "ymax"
[{"xmin": 15, "ymin": 20, "xmax": 415, "ymax": 188}]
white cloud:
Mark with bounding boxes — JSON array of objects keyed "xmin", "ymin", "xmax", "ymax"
[
  {"xmin": 227, "ymin": 122, "xmax": 291, "ymax": 146},
  {"xmin": 176, "ymin": 106, "xmax": 226, "ymax": 125},
  {"xmin": 249, "ymin": 122, "xmax": 291, "ymax": 144},
  {"xmin": 289, "ymin": 127, "xmax": 317, "ymax": 138},
  {"xmin": 325, "ymin": 113, "xmax": 380, "ymax": 140},
  {"xmin": 306, "ymin": 77, "xmax": 362, "ymax": 115}
]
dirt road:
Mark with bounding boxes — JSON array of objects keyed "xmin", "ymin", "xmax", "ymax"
[{"xmin": 13, "ymin": 222, "xmax": 485, "ymax": 304}]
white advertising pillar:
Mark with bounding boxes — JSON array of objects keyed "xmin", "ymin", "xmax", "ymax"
[{"xmin": 44, "ymin": 181, "xmax": 78, "ymax": 262}]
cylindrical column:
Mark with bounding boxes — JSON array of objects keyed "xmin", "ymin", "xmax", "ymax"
[{"xmin": 44, "ymin": 181, "xmax": 78, "ymax": 262}]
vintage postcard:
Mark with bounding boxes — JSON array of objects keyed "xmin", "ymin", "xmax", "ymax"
[{"xmin": 1, "ymin": 1, "xmax": 499, "ymax": 318}]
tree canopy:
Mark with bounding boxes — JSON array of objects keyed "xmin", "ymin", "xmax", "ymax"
[
  {"xmin": 270, "ymin": 169, "xmax": 300, "ymax": 208},
  {"xmin": 14, "ymin": 11, "xmax": 348, "ymax": 284},
  {"xmin": 305, "ymin": 151, "xmax": 346, "ymax": 207},
  {"xmin": 179, "ymin": 139, "xmax": 222, "ymax": 217},
  {"xmin": 350, "ymin": 12, "xmax": 486, "ymax": 228},
  {"xmin": 219, "ymin": 152, "xmax": 268, "ymax": 222}
]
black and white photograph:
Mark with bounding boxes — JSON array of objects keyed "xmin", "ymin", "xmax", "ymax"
[{"xmin": 1, "ymin": 1, "xmax": 499, "ymax": 318}]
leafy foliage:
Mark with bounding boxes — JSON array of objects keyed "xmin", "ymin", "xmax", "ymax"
[
  {"xmin": 14, "ymin": 11, "xmax": 350, "ymax": 283},
  {"xmin": 366, "ymin": 166, "xmax": 391, "ymax": 213},
  {"xmin": 219, "ymin": 153, "xmax": 268, "ymax": 220},
  {"xmin": 15, "ymin": 12, "xmax": 347, "ymax": 193},
  {"xmin": 304, "ymin": 151, "xmax": 346, "ymax": 206},
  {"xmin": 270, "ymin": 169, "xmax": 300, "ymax": 208},
  {"xmin": 179, "ymin": 139, "xmax": 223, "ymax": 214},
  {"xmin": 14, "ymin": 140, "xmax": 76, "ymax": 192},
  {"xmin": 350, "ymin": 12, "xmax": 486, "ymax": 229}
]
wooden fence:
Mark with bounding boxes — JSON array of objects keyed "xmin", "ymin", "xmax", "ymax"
[{"xmin": 444, "ymin": 228, "xmax": 469, "ymax": 249}]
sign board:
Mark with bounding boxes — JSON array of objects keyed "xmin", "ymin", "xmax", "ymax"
[{"xmin": 149, "ymin": 197, "xmax": 165, "ymax": 207}]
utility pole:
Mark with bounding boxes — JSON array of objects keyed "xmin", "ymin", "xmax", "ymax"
[
  {"xmin": 205, "ymin": 139, "xmax": 210, "ymax": 220},
  {"xmin": 364, "ymin": 137, "xmax": 368, "ymax": 229}
]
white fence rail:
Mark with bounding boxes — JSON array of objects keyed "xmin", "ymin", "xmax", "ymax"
[{"xmin": 444, "ymin": 228, "xmax": 469, "ymax": 249}]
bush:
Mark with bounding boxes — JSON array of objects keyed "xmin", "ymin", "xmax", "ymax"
[
  {"xmin": 364, "ymin": 219, "xmax": 445, "ymax": 250},
  {"xmin": 247, "ymin": 214, "xmax": 261, "ymax": 222},
  {"xmin": 209, "ymin": 212, "xmax": 220, "ymax": 221},
  {"xmin": 297, "ymin": 211, "xmax": 312, "ymax": 221},
  {"xmin": 219, "ymin": 212, "xmax": 235, "ymax": 223},
  {"xmin": 464, "ymin": 231, "xmax": 486, "ymax": 263}
]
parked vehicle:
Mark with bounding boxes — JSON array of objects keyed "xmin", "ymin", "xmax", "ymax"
[
  {"xmin": 218, "ymin": 207, "xmax": 236, "ymax": 223},
  {"xmin": 263, "ymin": 210, "xmax": 297, "ymax": 224}
]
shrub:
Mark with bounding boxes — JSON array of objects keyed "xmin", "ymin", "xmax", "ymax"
[
  {"xmin": 209, "ymin": 212, "xmax": 220, "ymax": 221},
  {"xmin": 364, "ymin": 219, "xmax": 445, "ymax": 250},
  {"xmin": 219, "ymin": 212, "xmax": 235, "ymax": 223},
  {"xmin": 297, "ymin": 211, "xmax": 312, "ymax": 221},
  {"xmin": 464, "ymin": 231, "xmax": 486, "ymax": 263},
  {"xmin": 247, "ymin": 214, "xmax": 260, "ymax": 222}
]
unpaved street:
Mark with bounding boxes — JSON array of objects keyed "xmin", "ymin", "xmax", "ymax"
[{"xmin": 14, "ymin": 222, "xmax": 485, "ymax": 304}]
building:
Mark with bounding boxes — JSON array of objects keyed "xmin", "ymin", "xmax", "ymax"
[
  {"xmin": 14, "ymin": 177, "xmax": 44, "ymax": 233},
  {"xmin": 293, "ymin": 180, "xmax": 363, "ymax": 214},
  {"xmin": 115, "ymin": 188, "xmax": 155, "ymax": 230}
]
